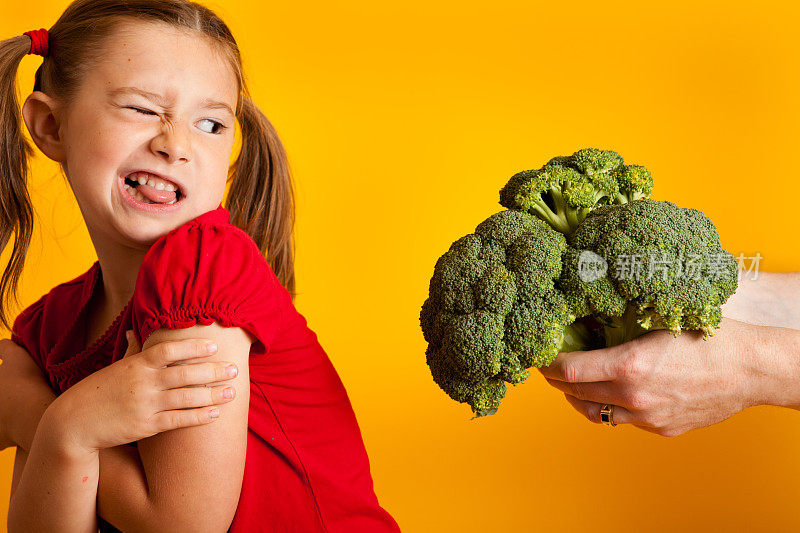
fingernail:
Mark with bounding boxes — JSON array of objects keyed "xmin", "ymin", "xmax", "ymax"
[
  {"xmin": 223, "ymin": 387, "xmax": 234, "ymax": 399},
  {"xmin": 206, "ymin": 342, "xmax": 218, "ymax": 354},
  {"xmin": 226, "ymin": 364, "xmax": 238, "ymax": 377},
  {"xmin": 209, "ymin": 408, "xmax": 219, "ymax": 418}
]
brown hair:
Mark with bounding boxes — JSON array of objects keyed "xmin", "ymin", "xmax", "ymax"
[{"xmin": 0, "ymin": 0, "xmax": 296, "ymax": 331}]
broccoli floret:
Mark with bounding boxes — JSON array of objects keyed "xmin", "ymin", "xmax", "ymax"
[
  {"xmin": 499, "ymin": 148, "xmax": 654, "ymax": 235},
  {"xmin": 558, "ymin": 198, "xmax": 738, "ymax": 344},
  {"xmin": 616, "ymin": 165, "xmax": 653, "ymax": 203},
  {"xmin": 420, "ymin": 209, "xmax": 590, "ymax": 418}
]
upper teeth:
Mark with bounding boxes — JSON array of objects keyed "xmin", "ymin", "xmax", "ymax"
[{"xmin": 127, "ymin": 172, "xmax": 178, "ymax": 192}]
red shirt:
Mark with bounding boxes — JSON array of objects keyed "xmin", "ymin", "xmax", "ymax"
[{"xmin": 11, "ymin": 204, "xmax": 401, "ymax": 533}]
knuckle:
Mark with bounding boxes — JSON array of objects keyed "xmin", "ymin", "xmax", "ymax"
[
  {"xmin": 150, "ymin": 414, "xmax": 165, "ymax": 434},
  {"xmin": 127, "ymin": 371, "xmax": 148, "ymax": 397},
  {"xmin": 586, "ymin": 405, "xmax": 601, "ymax": 424},
  {"xmin": 571, "ymin": 382, "xmax": 585, "ymax": 401},
  {"xmin": 160, "ymin": 412, "xmax": 177, "ymax": 432},
  {"xmin": 620, "ymin": 351, "xmax": 646, "ymax": 381},
  {"xmin": 180, "ymin": 388, "xmax": 195, "ymax": 404},
  {"xmin": 161, "ymin": 342, "xmax": 177, "ymax": 361},
  {"xmin": 561, "ymin": 362, "xmax": 579, "ymax": 383},
  {"xmin": 177, "ymin": 365, "xmax": 191, "ymax": 383},
  {"xmin": 167, "ymin": 411, "xmax": 181, "ymax": 429},
  {"xmin": 639, "ymin": 410, "xmax": 661, "ymax": 428},
  {"xmin": 625, "ymin": 390, "xmax": 650, "ymax": 411}
]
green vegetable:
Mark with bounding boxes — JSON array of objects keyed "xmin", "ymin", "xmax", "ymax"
[
  {"xmin": 560, "ymin": 198, "xmax": 738, "ymax": 344},
  {"xmin": 499, "ymin": 148, "xmax": 653, "ymax": 235},
  {"xmin": 422, "ymin": 149, "xmax": 737, "ymax": 418},
  {"xmin": 419, "ymin": 209, "xmax": 596, "ymax": 418}
]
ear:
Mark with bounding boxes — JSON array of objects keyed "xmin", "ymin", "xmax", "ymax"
[{"xmin": 21, "ymin": 91, "xmax": 66, "ymax": 163}]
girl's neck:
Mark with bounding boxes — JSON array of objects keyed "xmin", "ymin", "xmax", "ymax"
[
  {"xmin": 91, "ymin": 233, "xmax": 149, "ymax": 315},
  {"xmin": 83, "ymin": 236, "xmax": 149, "ymax": 349}
]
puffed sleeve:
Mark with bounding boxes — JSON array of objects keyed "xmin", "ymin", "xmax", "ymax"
[{"xmin": 130, "ymin": 222, "xmax": 285, "ymax": 356}]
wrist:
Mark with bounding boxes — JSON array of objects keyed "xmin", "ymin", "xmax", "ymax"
[
  {"xmin": 40, "ymin": 395, "xmax": 100, "ymax": 458},
  {"xmin": 723, "ymin": 272, "xmax": 800, "ymax": 330},
  {"xmin": 741, "ymin": 323, "xmax": 800, "ymax": 409}
]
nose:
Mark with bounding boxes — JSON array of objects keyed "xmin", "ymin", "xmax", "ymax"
[{"xmin": 150, "ymin": 122, "xmax": 191, "ymax": 164}]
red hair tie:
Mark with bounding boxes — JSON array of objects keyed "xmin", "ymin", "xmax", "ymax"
[{"xmin": 23, "ymin": 28, "xmax": 49, "ymax": 57}]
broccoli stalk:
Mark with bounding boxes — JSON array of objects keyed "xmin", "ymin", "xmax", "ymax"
[
  {"xmin": 597, "ymin": 305, "xmax": 651, "ymax": 347},
  {"xmin": 505, "ymin": 174, "xmax": 607, "ymax": 235}
]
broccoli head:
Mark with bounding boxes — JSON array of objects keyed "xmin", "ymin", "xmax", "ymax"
[
  {"xmin": 499, "ymin": 148, "xmax": 654, "ymax": 235},
  {"xmin": 420, "ymin": 209, "xmax": 591, "ymax": 418},
  {"xmin": 559, "ymin": 198, "xmax": 738, "ymax": 345}
]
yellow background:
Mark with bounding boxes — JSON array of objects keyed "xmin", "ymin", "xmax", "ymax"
[{"xmin": 1, "ymin": 0, "xmax": 799, "ymax": 531}]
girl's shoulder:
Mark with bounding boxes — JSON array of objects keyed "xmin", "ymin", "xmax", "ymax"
[
  {"xmin": 144, "ymin": 204, "xmax": 265, "ymax": 270},
  {"xmin": 130, "ymin": 204, "xmax": 288, "ymax": 354}
]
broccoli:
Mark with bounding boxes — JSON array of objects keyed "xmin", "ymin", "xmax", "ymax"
[
  {"xmin": 419, "ymin": 209, "xmax": 593, "ymax": 418},
  {"xmin": 559, "ymin": 198, "xmax": 738, "ymax": 344},
  {"xmin": 423, "ymin": 149, "xmax": 737, "ymax": 419},
  {"xmin": 499, "ymin": 148, "xmax": 654, "ymax": 235}
]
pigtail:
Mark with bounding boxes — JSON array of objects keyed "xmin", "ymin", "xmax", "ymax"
[
  {"xmin": 227, "ymin": 94, "xmax": 297, "ymax": 301},
  {"xmin": 0, "ymin": 36, "xmax": 37, "ymax": 332}
]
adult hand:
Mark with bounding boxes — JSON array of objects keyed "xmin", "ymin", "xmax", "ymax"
[{"xmin": 537, "ymin": 318, "xmax": 797, "ymax": 437}]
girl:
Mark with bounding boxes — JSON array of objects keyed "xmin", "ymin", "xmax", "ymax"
[{"xmin": 0, "ymin": 0, "xmax": 401, "ymax": 531}]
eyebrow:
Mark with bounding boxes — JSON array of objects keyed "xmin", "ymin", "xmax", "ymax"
[{"xmin": 107, "ymin": 86, "xmax": 234, "ymax": 117}]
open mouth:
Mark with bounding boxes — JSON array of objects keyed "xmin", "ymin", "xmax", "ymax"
[{"xmin": 122, "ymin": 172, "xmax": 183, "ymax": 205}]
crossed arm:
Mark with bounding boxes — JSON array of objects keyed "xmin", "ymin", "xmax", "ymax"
[{"xmin": 3, "ymin": 322, "xmax": 252, "ymax": 532}]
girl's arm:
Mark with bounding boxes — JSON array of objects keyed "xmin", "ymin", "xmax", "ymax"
[
  {"xmin": 4, "ymin": 322, "xmax": 250, "ymax": 532},
  {"xmin": 3, "ymin": 347, "xmax": 148, "ymax": 532},
  {"xmin": 7, "ymin": 401, "xmax": 100, "ymax": 532},
  {"xmin": 722, "ymin": 271, "xmax": 800, "ymax": 330},
  {"xmin": 129, "ymin": 322, "xmax": 251, "ymax": 531},
  {"xmin": 0, "ymin": 339, "xmax": 56, "ymax": 454}
]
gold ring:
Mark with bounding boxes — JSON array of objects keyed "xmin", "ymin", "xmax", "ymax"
[{"xmin": 600, "ymin": 404, "xmax": 617, "ymax": 427}]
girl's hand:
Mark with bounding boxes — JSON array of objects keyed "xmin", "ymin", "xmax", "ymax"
[
  {"xmin": 47, "ymin": 331, "xmax": 238, "ymax": 453},
  {"xmin": 537, "ymin": 318, "xmax": 790, "ymax": 437}
]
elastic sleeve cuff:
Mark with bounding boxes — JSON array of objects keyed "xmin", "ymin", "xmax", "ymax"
[{"xmin": 137, "ymin": 305, "xmax": 269, "ymax": 354}]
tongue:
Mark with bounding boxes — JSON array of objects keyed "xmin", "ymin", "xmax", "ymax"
[{"xmin": 136, "ymin": 182, "xmax": 177, "ymax": 204}]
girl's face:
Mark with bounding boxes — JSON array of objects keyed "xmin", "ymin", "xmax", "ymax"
[{"xmin": 59, "ymin": 20, "xmax": 239, "ymax": 248}]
